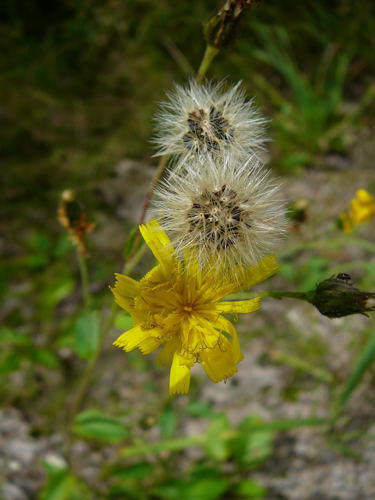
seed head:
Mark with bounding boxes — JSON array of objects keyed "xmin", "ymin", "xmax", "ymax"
[
  {"xmin": 153, "ymin": 80, "xmax": 267, "ymax": 162},
  {"xmin": 152, "ymin": 155, "xmax": 286, "ymax": 281}
]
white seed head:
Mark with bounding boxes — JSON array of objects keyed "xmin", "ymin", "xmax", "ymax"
[
  {"xmin": 152, "ymin": 155, "xmax": 287, "ymax": 281},
  {"xmin": 153, "ymin": 80, "xmax": 268, "ymax": 162}
]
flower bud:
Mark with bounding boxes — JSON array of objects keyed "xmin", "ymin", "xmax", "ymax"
[
  {"xmin": 57, "ymin": 190, "xmax": 95, "ymax": 257},
  {"xmin": 309, "ymin": 274, "xmax": 375, "ymax": 318},
  {"xmin": 204, "ymin": 0, "xmax": 261, "ymax": 49}
]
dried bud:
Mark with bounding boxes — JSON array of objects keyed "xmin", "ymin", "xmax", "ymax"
[
  {"xmin": 204, "ymin": 0, "xmax": 261, "ymax": 49},
  {"xmin": 309, "ymin": 274, "xmax": 375, "ymax": 318},
  {"xmin": 58, "ymin": 190, "xmax": 95, "ymax": 257}
]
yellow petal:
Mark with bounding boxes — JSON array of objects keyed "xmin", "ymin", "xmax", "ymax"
[
  {"xmin": 217, "ymin": 297, "xmax": 261, "ymax": 314},
  {"xmin": 356, "ymin": 189, "xmax": 374, "ymax": 202},
  {"xmin": 157, "ymin": 337, "xmax": 180, "ymax": 367},
  {"xmin": 139, "ymin": 219, "xmax": 176, "ymax": 272},
  {"xmin": 169, "ymin": 352, "xmax": 193, "ymax": 395},
  {"xmin": 237, "ymin": 254, "xmax": 280, "ymax": 291},
  {"xmin": 213, "ymin": 316, "xmax": 243, "ymax": 364},
  {"xmin": 138, "ymin": 337, "xmax": 161, "ymax": 355},
  {"xmin": 113, "ymin": 325, "xmax": 161, "ymax": 352},
  {"xmin": 111, "ymin": 274, "xmax": 139, "ymax": 312},
  {"xmin": 200, "ymin": 340, "xmax": 239, "ymax": 383}
]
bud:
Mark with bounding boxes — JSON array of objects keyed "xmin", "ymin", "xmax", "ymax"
[
  {"xmin": 309, "ymin": 273, "xmax": 375, "ymax": 318},
  {"xmin": 57, "ymin": 190, "xmax": 95, "ymax": 257},
  {"xmin": 204, "ymin": 0, "xmax": 261, "ymax": 50}
]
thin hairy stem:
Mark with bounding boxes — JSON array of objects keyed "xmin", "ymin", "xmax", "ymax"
[
  {"xmin": 196, "ymin": 45, "xmax": 220, "ymax": 84},
  {"xmin": 77, "ymin": 252, "xmax": 91, "ymax": 309},
  {"xmin": 229, "ymin": 290, "xmax": 313, "ymax": 302}
]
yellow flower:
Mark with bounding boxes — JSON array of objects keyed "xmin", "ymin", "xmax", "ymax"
[
  {"xmin": 112, "ymin": 219, "xmax": 279, "ymax": 395},
  {"xmin": 340, "ymin": 189, "xmax": 375, "ymax": 233}
]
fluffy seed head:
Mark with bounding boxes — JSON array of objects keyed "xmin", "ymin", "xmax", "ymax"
[
  {"xmin": 152, "ymin": 155, "xmax": 286, "ymax": 281},
  {"xmin": 153, "ymin": 80, "xmax": 267, "ymax": 162}
]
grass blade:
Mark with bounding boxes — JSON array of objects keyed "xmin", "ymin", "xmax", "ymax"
[{"xmin": 338, "ymin": 327, "xmax": 375, "ymax": 410}]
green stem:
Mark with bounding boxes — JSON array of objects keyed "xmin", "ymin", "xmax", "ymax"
[
  {"xmin": 138, "ymin": 154, "xmax": 169, "ymax": 227},
  {"xmin": 77, "ymin": 252, "xmax": 91, "ymax": 309},
  {"xmin": 118, "ymin": 417, "xmax": 328, "ymax": 459},
  {"xmin": 230, "ymin": 290, "xmax": 312, "ymax": 302},
  {"xmin": 256, "ymin": 290, "xmax": 312, "ymax": 301},
  {"xmin": 196, "ymin": 44, "xmax": 219, "ymax": 84}
]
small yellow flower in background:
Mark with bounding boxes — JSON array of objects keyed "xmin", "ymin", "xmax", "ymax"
[
  {"xmin": 340, "ymin": 189, "xmax": 375, "ymax": 233},
  {"xmin": 112, "ymin": 219, "xmax": 279, "ymax": 395}
]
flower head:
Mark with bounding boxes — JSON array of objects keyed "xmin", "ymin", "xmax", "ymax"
[
  {"xmin": 153, "ymin": 80, "xmax": 267, "ymax": 162},
  {"xmin": 152, "ymin": 154, "xmax": 286, "ymax": 282},
  {"xmin": 340, "ymin": 189, "xmax": 375, "ymax": 233},
  {"xmin": 112, "ymin": 219, "xmax": 279, "ymax": 395}
]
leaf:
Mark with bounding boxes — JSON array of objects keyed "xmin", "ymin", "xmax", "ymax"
[
  {"xmin": 43, "ymin": 279, "xmax": 75, "ymax": 309},
  {"xmin": 186, "ymin": 401, "xmax": 217, "ymax": 419},
  {"xmin": 234, "ymin": 479, "xmax": 266, "ymax": 499},
  {"xmin": 73, "ymin": 409, "xmax": 128, "ymax": 443},
  {"xmin": 0, "ymin": 328, "xmax": 30, "ymax": 345},
  {"xmin": 338, "ymin": 327, "xmax": 375, "ymax": 410},
  {"xmin": 110, "ymin": 462, "xmax": 154, "ymax": 480},
  {"xmin": 204, "ymin": 415, "xmax": 231, "ymax": 461},
  {"xmin": 230, "ymin": 416, "xmax": 274, "ymax": 466},
  {"xmin": 152, "ymin": 478, "xmax": 229, "ymax": 500},
  {"xmin": 0, "ymin": 352, "xmax": 21, "ymax": 375},
  {"xmin": 32, "ymin": 348, "xmax": 59, "ymax": 368},
  {"xmin": 39, "ymin": 466, "xmax": 91, "ymax": 500},
  {"xmin": 73, "ymin": 311, "xmax": 100, "ymax": 360},
  {"xmin": 159, "ymin": 405, "xmax": 178, "ymax": 439}
]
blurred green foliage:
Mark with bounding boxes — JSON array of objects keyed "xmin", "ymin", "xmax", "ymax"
[{"xmin": 1, "ymin": 0, "xmax": 375, "ymax": 498}]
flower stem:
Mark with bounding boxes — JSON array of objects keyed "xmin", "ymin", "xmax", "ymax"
[
  {"xmin": 77, "ymin": 252, "xmax": 91, "ymax": 309},
  {"xmin": 256, "ymin": 290, "xmax": 312, "ymax": 301},
  {"xmin": 230, "ymin": 290, "xmax": 313, "ymax": 302},
  {"xmin": 196, "ymin": 44, "xmax": 219, "ymax": 84},
  {"xmin": 138, "ymin": 154, "xmax": 169, "ymax": 226}
]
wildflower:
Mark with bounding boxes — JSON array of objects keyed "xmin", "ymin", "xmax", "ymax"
[
  {"xmin": 57, "ymin": 190, "xmax": 95, "ymax": 257},
  {"xmin": 309, "ymin": 273, "xmax": 375, "ymax": 318},
  {"xmin": 153, "ymin": 80, "xmax": 267, "ymax": 161},
  {"xmin": 152, "ymin": 154, "xmax": 286, "ymax": 282},
  {"xmin": 112, "ymin": 219, "xmax": 279, "ymax": 395},
  {"xmin": 340, "ymin": 189, "xmax": 375, "ymax": 233}
]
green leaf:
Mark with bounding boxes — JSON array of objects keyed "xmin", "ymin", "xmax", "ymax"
[
  {"xmin": 0, "ymin": 352, "xmax": 21, "ymax": 375},
  {"xmin": 186, "ymin": 401, "xmax": 217, "ymax": 419},
  {"xmin": 234, "ymin": 479, "xmax": 266, "ymax": 499},
  {"xmin": 159, "ymin": 405, "xmax": 178, "ymax": 439},
  {"xmin": 338, "ymin": 327, "xmax": 375, "ymax": 410},
  {"xmin": 73, "ymin": 409, "xmax": 128, "ymax": 443},
  {"xmin": 114, "ymin": 312, "xmax": 133, "ymax": 331},
  {"xmin": 110, "ymin": 462, "xmax": 154, "ymax": 480},
  {"xmin": 39, "ymin": 466, "xmax": 91, "ymax": 500},
  {"xmin": 43, "ymin": 279, "xmax": 75, "ymax": 309},
  {"xmin": 32, "ymin": 348, "xmax": 59, "ymax": 368},
  {"xmin": 153, "ymin": 478, "xmax": 229, "ymax": 500},
  {"xmin": 230, "ymin": 416, "xmax": 274, "ymax": 466},
  {"xmin": 73, "ymin": 311, "xmax": 100, "ymax": 360},
  {"xmin": 0, "ymin": 328, "xmax": 31, "ymax": 345},
  {"xmin": 204, "ymin": 415, "xmax": 231, "ymax": 461},
  {"xmin": 182, "ymin": 478, "xmax": 230, "ymax": 500}
]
